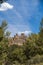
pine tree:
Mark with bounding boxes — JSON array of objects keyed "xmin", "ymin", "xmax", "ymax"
[
  {"xmin": 0, "ymin": 20, "xmax": 8, "ymax": 41},
  {"xmin": 0, "ymin": 27, "xmax": 3, "ymax": 41},
  {"xmin": 38, "ymin": 18, "xmax": 43, "ymax": 46},
  {"xmin": 39, "ymin": 18, "xmax": 43, "ymax": 41}
]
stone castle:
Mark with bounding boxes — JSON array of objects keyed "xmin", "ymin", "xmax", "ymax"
[{"xmin": 8, "ymin": 33, "xmax": 27, "ymax": 46}]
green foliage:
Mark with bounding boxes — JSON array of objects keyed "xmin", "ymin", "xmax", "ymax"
[
  {"xmin": 0, "ymin": 27, "xmax": 3, "ymax": 41},
  {"xmin": 1, "ymin": 20, "xmax": 8, "ymax": 32},
  {"xmin": 0, "ymin": 20, "xmax": 10, "ymax": 42},
  {"xmin": 39, "ymin": 18, "xmax": 43, "ymax": 43},
  {"xmin": 27, "ymin": 54, "xmax": 43, "ymax": 65},
  {"xmin": 7, "ymin": 45, "xmax": 27, "ymax": 64}
]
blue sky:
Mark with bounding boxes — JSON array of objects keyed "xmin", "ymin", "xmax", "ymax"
[{"xmin": 0, "ymin": 0, "xmax": 43, "ymax": 36}]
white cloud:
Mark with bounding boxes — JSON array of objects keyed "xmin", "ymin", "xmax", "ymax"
[
  {"xmin": 0, "ymin": 2, "xmax": 13, "ymax": 11},
  {"xmin": 18, "ymin": 31, "xmax": 32, "ymax": 35}
]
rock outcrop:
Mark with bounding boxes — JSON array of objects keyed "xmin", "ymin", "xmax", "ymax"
[{"xmin": 8, "ymin": 33, "xmax": 27, "ymax": 46}]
